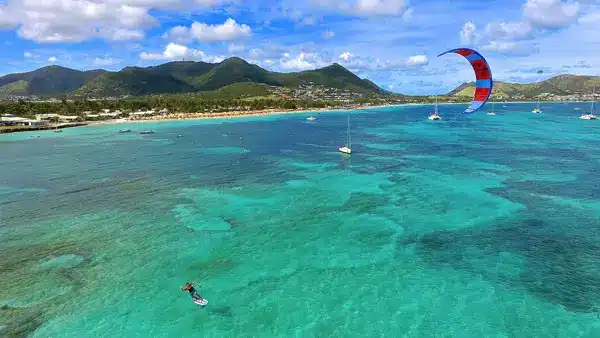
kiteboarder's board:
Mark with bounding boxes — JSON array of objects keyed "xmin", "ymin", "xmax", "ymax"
[{"xmin": 193, "ymin": 298, "xmax": 208, "ymax": 306}]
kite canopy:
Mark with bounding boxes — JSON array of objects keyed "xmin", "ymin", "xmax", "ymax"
[{"xmin": 438, "ymin": 48, "xmax": 493, "ymax": 114}]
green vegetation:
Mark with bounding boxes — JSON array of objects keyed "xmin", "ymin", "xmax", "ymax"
[
  {"xmin": 0, "ymin": 80, "xmax": 28, "ymax": 96},
  {"xmin": 450, "ymin": 75, "xmax": 600, "ymax": 98},
  {"xmin": 0, "ymin": 66, "xmax": 106, "ymax": 96},
  {"xmin": 0, "ymin": 57, "xmax": 388, "ymax": 98}
]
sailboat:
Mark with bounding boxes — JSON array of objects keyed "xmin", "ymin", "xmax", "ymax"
[
  {"xmin": 428, "ymin": 95, "xmax": 441, "ymax": 120},
  {"xmin": 338, "ymin": 115, "xmax": 352, "ymax": 154},
  {"xmin": 532, "ymin": 98, "xmax": 542, "ymax": 113},
  {"xmin": 487, "ymin": 101, "xmax": 496, "ymax": 115},
  {"xmin": 580, "ymin": 86, "xmax": 597, "ymax": 120}
]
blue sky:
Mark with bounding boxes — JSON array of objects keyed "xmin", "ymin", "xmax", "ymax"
[{"xmin": 0, "ymin": 0, "xmax": 599, "ymax": 94}]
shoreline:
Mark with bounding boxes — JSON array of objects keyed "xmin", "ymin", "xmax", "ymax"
[
  {"xmin": 0, "ymin": 122, "xmax": 88, "ymax": 134},
  {"xmin": 89, "ymin": 104, "xmax": 396, "ymax": 126},
  {"xmin": 0, "ymin": 100, "xmax": 587, "ymax": 133},
  {"xmin": 88, "ymin": 100, "xmax": 570, "ymax": 126}
]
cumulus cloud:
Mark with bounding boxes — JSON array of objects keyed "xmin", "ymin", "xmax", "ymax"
[
  {"xmin": 164, "ymin": 18, "xmax": 251, "ymax": 43},
  {"xmin": 313, "ymin": 0, "xmax": 409, "ymax": 17},
  {"xmin": 140, "ymin": 43, "xmax": 225, "ymax": 63},
  {"xmin": 279, "ymin": 52, "xmax": 327, "ymax": 71},
  {"xmin": 579, "ymin": 11, "xmax": 600, "ymax": 25},
  {"xmin": 24, "ymin": 52, "xmax": 33, "ymax": 58},
  {"xmin": 523, "ymin": 0, "xmax": 580, "ymax": 28},
  {"xmin": 339, "ymin": 52, "xmax": 353, "ymax": 61},
  {"xmin": 485, "ymin": 21, "xmax": 533, "ymax": 41},
  {"xmin": 48, "ymin": 56, "xmax": 57, "ymax": 63},
  {"xmin": 405, "ymin": 55, "xmax": 428, "ymax": 67},
  {"xmin": 460, "ymin": 21, "xmax": 478, "ymax": 45},
  {"xmin": 458, "ymin": 0, "xmax": 582, "ymax": 56},
  {"xmin": 0, "ymin": 0, "xmax": 230, "ymax": 43}
]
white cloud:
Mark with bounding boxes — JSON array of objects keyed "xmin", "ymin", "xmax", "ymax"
[
  {"xmin": 460, "ymin": 21, "xmax": 478, "ymax": 45},
  {"xmin": 313, "ymin": 0, "xmax": 409, "ymax": 17},
  {"xmin": 24, "ymin": 52, "xmax": 33, "ymax": 58},
  {"xmin": 485, "ymin": 21, "xmax": 533, "ymax": 41},
  {"xmin": 523, "ymin": 0, "xmax": 580, "ymax": 28},
  {"xmin": 164, "ymin": 18, "xmax": 252, "ymax": 43},
  {"xmin": 139, "ymin": 42, "xmax": 225, "ymax": 63},
  {"xmin": 279, "ymin": 52, "xmax": 326, "ymax": 71},
  {"xmin": 48, "ymin": 56, "xmax": 57, "ymax": 63},
  {"xmin": 0, "ymin": 0, "xmax": 231, "ymax": 43},
  {"xmin": 381, "ymin": 54, "xmax": 429, "ymax": 69},
  {"xmin": 405, "ymin": 55, "xmax": 428, "ymax": 67},
  {"xmin": 579, "ymin": 11, "xmax": 600, "ymax": 25},
  {"xmin": 93, "ymin": 57, "xmax": 120, "ymax": 66},
  {"xmin": 336, "ymin": 53, "xmax": 428, "ymax": 70},
  {"xmin": 339, "ymin": 52, "xmax": 353, "ymax": 60},
  {"xmin": 322, "ymin": 30, "xmax": 335, "ymax": 39}
]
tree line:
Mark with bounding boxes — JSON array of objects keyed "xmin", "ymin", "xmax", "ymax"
[{"xmin": 0, "ymin": 94, "xmax": 472, "ymax": 119}]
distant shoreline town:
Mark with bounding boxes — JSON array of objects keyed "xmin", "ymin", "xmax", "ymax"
[{"xmin": 0, "ymin": 98, "xmax": 592, "ymax": 134}]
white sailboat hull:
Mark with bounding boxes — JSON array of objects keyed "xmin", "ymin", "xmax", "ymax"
[
  {"xmin": 339, "ymin": 146, "xmax": 351, "ymax": 154},
  {"xmin": 580, "ymin": 114, "xmax": 597, "ymax": 120}
]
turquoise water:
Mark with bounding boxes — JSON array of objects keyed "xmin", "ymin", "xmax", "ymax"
[{"xmin": 1, "ymin": 102, "xmax": 600, "ymax": 337}]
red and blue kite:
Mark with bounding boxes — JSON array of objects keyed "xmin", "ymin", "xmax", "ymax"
[{"xmin": 438, "ymin": 48, "xmax": 493, "ymax": 114}]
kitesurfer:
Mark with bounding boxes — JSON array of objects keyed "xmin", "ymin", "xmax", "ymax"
[{"xmin": 181, "ymin": 281, "xmax": 203, "ymax": 300}]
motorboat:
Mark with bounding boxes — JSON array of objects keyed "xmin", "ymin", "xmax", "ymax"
[
  {"xmin": 139, "ymin": 130, "xmax": 154, "ymax": 134},
  {"xmin": 307, "ymin": 116, "xmax": 316, "ymax": 121}
]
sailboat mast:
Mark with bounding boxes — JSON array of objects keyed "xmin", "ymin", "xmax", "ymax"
[
  {"xmin": 435, "ymin": 95, "xmax": 438, "ymax": 112},
  {"xmin": 347, "ymin": 115, "xmax": 351, "ymax": 148},
  {"xmin": 592, "ymin": 85, "xmax": 596, "ymax": 114}
]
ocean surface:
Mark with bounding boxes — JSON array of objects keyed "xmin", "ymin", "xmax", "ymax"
[{"xmin": 1, "ymin": 102, "xmax": 600, "ymax": 337}]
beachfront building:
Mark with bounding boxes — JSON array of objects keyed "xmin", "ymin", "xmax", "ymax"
[
  {"xmin": 129, "ymin": 110, "xmax": 157, "ymax": 119},
  {"xmin": 35, "ymin": 114, "xmax": 80, "ymax": 122},
  {"xmin": 0, "ymin": 116, "xmax": 49, "ymax": 126}
]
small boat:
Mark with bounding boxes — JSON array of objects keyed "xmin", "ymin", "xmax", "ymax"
[
  {"xmin": 532, "ymin": 99, "xmax": 542, "ymax": 113},
  {"xmin": 139, "ymin": 130, "xmax": 154, "ymax": 134},
  {"xmin": 580, "ymin": 86, "xmax": 597, "ymax": 120},
  {"xmin": 487, "ymin": 101, "xmax": 496, "ymax": 115},
  {"xmin": 338, "ymin": 115, "xmax": 352, "ymax": 154},
  {"xmin": 119, "ymin": 129, "xmax": 131, "ymax": 133},
  {"xmin": 428, "ymin": 95, "xmax": 441, "ymax": 120},
  {"xmin": 307, "ymin": 116, "xmax": 316, "ymax": 121},
  {"xmin": 177, "ymin": 134, "xmax": 183, "ymax": 137},
  {"xmin": 54, "ymin": 129, "xmax": 63, "ymax": 133},
  {"xmin": 580, "ymin": 113, "xmax": 597, "ymax": 120}
]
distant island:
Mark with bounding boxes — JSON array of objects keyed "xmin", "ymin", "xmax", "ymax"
[{"xmin": 1, "ymin": 56, "xmax": 599, "ymax": 133}]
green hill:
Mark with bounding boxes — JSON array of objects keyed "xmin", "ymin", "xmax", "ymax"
[
  {"xmin": 0, "ymin": 58, "xmax": 388, "ymax": 98},
  {"xmin": 191, "ymin": 57, "xmax": 280, "ymax": 91},
  {"xmin": 449, "ymin": 74, "xmax": 600, "ymax": 98},
  {"xmin": 74, "ymin": 67, "xmax": 196, "ymax": 97},
  {"xmin": 0, "ymin": 66, "xmax": 106, "ymax": 96}
]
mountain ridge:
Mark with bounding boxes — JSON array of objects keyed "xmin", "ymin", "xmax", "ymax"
[
  {"xmin": 1, "ymin": 59, "xmax": 598, "ymax": 99},
  {"xmin": 0, "ymin": 58, "xmax": 389, "ymax": 98}
]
